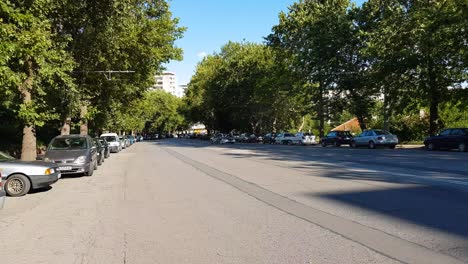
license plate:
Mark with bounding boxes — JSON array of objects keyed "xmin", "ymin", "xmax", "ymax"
[{"xmin": 58, "ymin": 166, "xmax": 72, "ymax": 171}]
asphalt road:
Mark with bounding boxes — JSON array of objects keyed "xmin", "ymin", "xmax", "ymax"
[{"xmin": 1, "ymin": 139, "xmax": 467, "ymax": 264}]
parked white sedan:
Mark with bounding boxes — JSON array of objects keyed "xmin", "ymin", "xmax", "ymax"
[
  {"xmin": 275, "ymin": 133, "xmax": 301, "ymax": 145},
  {"xmin": 296, "ymin": 132, "xmax": 317, "ymax": 145}
]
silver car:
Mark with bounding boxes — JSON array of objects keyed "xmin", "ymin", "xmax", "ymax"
[
  {"xmin": 351, "ymin": 129, "xmax": 398, "ymax": 149},
  {"xmin": 0, "ymin": 173, "xmax": 5, "ymax": 208},
  {"xmin": 44, "ymin": 135, "xmax": 98, "ymax": 176},
  {"xmin": 0, "ymin": 151, "xmax": 60, "ymax": 197}
]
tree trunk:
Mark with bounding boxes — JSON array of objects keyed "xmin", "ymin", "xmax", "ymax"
[
  {"xmin": 80, "ymin": 104, "xmax": 88, "ymax": 135},
  {"xmin": 60, "ymin": 116, "xmax": 71, "ymax": 135},
  {"xmin": 297, "ymin": 116, "xmax": 305, "ymax": 132},
  {"xmin": 20, "ymin": 58, "xmax": 36, "ymax": 161},
  {"xmin": 357, "ymin": 116, "xmax": 367, "ymax": 131},
  {"xmin": 272, "ymin": 117, "xmax": 277, "ymax": 133},
  {"xmin": 382, "ymin": 89, "xmax": 390, "ymax": 131},
  {"xmin": 428, "ymin": 61, "xmax": 439, "ymax": 136},
  {"xmin": 318, "ymin": 85, "xmax": 325, "ymax": 138}
]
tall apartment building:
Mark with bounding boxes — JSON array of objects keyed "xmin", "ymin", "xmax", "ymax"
[
  {"xmin": 152, "ymin": 71, "xmax": 178, "ymax": 96},
  {"xmin": 151, "ymin": 71, "xmax": 187, "ymax": 98},
  {"xmin": 177, "ymin": 84, "xmax": 188, "ymax": 98}
]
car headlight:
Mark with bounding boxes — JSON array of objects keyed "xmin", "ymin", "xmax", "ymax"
[
  {"xmin": 45, "ymin": 168, "xmax": 55, "ymax": 175},
  {"xmin": 74, "ymin": 156, "xmax": 87, "ymax": 164},
  {"xmin": 44, "ymin": 157, "xmax": 54, "ymax": 163}
]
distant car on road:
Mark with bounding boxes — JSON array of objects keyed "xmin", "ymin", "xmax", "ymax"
[
  {"xmin": 262, "ymin": 133, "xmax": 277, "ymax": 144},
  {"xmin": 210, "ymin": 134, "xmax": 235, "ymax": 144},
  {"xmin": 424, "ymin": 128, "xmax": 468, "ymax": 152},
  {"xmin": 127, "ymin": 135, "xmax": 135, "ymax": 145},
  {"xmin": 119, "ymin": 136, "xmax": 127, "ymax": 149},
  {"xmin": 44, "ymin": 135, "xmax": 98, "ymax": 176},
  {"xmin": 275, "ymin": 133, "xmax": 302, "ymax": 145},
  {"xmin": 0, "ymin": 172, "xmax": 5, "ymax": 208},
  {"xmin": 0, "ymin": 151, "xmax": 60, "ymax": 197},
  {"xmin": 93, "ymin": 138, "xmax": 105, "ymax": 166},
  {"xmin": 101, "ymin": 133, "xmax": 121, "ymax": 153},
  {"xmin": 320, "ymin": 131, "xmax": 353, "ymax": 147},
  {"xmin": 350, "ymin": 130, "xmax": 398, "ymax": 149},
  {"xmin": 97, "ymin": 138, "xmax": 111, "ymax": 159},
  {"xmin": 296, "ymin": 132, "xmax": 316, "ymax": 145}
]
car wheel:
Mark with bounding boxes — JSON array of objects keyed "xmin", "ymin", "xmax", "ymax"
[
  {"xmin": 334, "ymin": 141, "xmax": 341, "ymax": 147},
  {"xmin": 84, "ymin": 162, "xmax": 94, "ymax": 176},
  {"xmin": 321, "ymin": 141, "xmax": 327, "ymax": 147},
  {"xmin": 389, "ymin": 145, "xmax": 396, "ymax": 149},
  {"xmin": 94, "ymin": 159, "xmax": 98, "ymax": 170},
  {"xmin": 426, "ymin": 143, "xmax": 435, "ymax": 151},
  {"xmin": 459, "ymin": 143, "xmax": 467, "ymax": 152},
  {"xmin": 350, "ymin": 141, "xmax": 357, "ymax": 148},
  {"xmin": 368, "ymin": 141, "xmax": 376, "ymax": 149},
  {"xmin": 5, "ymin": 174, "xmax": 31, "ymax": 197},
  {"xmin": 97, "ymin": 155, "xmax": 103, "ymax": 166}
]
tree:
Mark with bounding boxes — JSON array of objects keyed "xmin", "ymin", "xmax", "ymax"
[
  {"xmin": 0, "ymin": 0, "xmax": 75, "ymax": 160},
  {"xmin": 267, "ymin": 0, "xmax": 353, "ymax": 137},
  {"xmin": 183, "ymin": 42, "xmax": 301, "ymax": 134},
  {"xmin": 360, "ymin": 0, "xmax": 467, "ymax": 135},
  {"xmin": 51, "ymin": 0, "xmax": 184, "ymax": 135}
]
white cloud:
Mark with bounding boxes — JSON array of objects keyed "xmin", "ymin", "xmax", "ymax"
[{"xmin": 197, "ymin": 51, "xmax": 207, "ymax": 59}]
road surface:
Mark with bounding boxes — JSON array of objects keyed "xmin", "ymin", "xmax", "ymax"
[{"xmin": 1, "ymin": 139, "xmax": 467, "ymax": 264}]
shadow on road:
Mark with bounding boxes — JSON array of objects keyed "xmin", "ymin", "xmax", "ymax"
[
  {"xmin": 311, "ymin": 185, "xmax": 468, "ymax": 253},
  {"xmin": 154, "ymin": 139, "xmax": 468, "ymax": 255}
]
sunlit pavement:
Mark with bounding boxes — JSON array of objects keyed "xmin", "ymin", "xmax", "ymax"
[{"xmin": 1, "ymin": 139, "xmax": 467, "ymax": 264}]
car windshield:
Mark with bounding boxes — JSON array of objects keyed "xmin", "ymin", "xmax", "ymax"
[
  {"xmin": 49, "ymin": 137, "xmax": 88, "ymax": 150},
  {"xmin": 374, "ymin": 130, "xmax": 391, "ymax": 135},
  {"xmin": 0, "ymin": 151, "xmax": 15, "ymax": 161},
  {"xmin": 102, "ymin": 136, "xmax": 116, "ymax": 142}
]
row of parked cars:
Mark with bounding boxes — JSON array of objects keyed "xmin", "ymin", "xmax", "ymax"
[
  {"xmin": 210, "ymin": 132, "xmax": 317, "ymax": 145},
  {"xmin": 0, "ymin": 133, "xmax": 142, "ymax": 209},
  {"xmin": 207, "ymin": 128, "xmax": 468, "ymax": 152}
]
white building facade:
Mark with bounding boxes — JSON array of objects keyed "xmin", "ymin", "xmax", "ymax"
[{"xmin": 151, "ymin": 71, "xmax": 186, "ymax": 98}]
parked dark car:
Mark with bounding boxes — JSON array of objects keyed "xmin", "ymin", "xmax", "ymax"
[
  {"xmin": 97, "ymin": 138, "xmax": 111, "ymax": 158},
  {"xmin": 0, "ymin": 151, "xmax": 60, "ymax": 197},
  {"xmin": 92, "ymin": 138, "xmax": 105, "ymax": 166},
  {"xmin": 246, "ymin": 134, "xmax": 261, "ymax": 143},
  {"xmin": 424, "ymin": 128, "xmax": 468, "ymax": 152},
  {"xmin": 263, "ymin": 133, "xmax": 277, "ymax": 144},
  {"xmin": 321, "ymin": 130, "xmax": 353, "ymax": 147},
  {"xmin": 44, "ymin": 135, "xmax": 98, "ymax": 176}
]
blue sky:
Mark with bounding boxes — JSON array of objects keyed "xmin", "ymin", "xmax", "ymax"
[{"xmin": 166, "ymin": 0, "xmax": 365, "ymax": 85}]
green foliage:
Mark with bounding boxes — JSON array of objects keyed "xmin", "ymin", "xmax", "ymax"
[
  {"xmin": 183, "ymin": 42, "xmax": 302, "ymax": 134},
  {"xmin": 0, "ymin": 0, "xmax": 76, "ymax": 127},
  {"xmin": 104, "ymin": 90, "xmax": 185, "ymax": 134}
]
